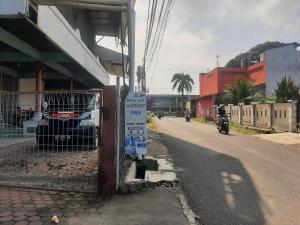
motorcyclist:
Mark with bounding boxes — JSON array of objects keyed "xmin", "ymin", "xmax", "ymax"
[
  {"xmin": 217, "ymin": 106, "xmax": 226, "ymax": 128},
  {"xmin": 185, "ymin": 110, "xmax": 191, "ymax": 122},
  {"xmin": 217, "ymin": 105, "xmax": 226, "ymax": 117}
]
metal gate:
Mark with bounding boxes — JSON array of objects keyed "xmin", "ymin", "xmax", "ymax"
[{"xmin": 0, "ymin": 90, "xmax": 102, "ymax": 193}]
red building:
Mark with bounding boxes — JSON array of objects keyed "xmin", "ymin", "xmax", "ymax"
[{"xmin": 195, "ymin": 62, "xmax": 266, "ymax": 117}]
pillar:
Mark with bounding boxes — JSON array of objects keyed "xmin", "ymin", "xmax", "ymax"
[
  {"xmin": 238, "ymin": 103, "xmax": 244, "ymax": 126},
  {"xmin": 228, "ymin": 104, "xmax": 233, "ymax": 122},
  {"xmin": 70, "ymin": 78, "xmax": 74, "ymax": 90},
  {"xmin": 35, "ymin": 62, "xmax": 43, "ymax": 113},
  {"xmin": 251, "ymin": 102, "xmax": 257, "ymax": 127},
  {"xmin": 288, "ymin": 100, "xmax": 298, "ymax": 132},
  {"xmin": 98, "ymin": 86, "xmax": 117, "ymax": 196},
  {"xmin": 268, "ymin": 103, "xmax": 273, "ymax": 129}
]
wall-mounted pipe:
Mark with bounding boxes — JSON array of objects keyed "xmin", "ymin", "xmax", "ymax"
[{"xmin": 52, "ymin": 2, "xmax": 127, "ymax": 11}]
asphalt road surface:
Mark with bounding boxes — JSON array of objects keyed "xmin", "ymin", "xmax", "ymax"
[{"xmin": 157, "ymin": 117, "xmax": 300, "ymax": 225}]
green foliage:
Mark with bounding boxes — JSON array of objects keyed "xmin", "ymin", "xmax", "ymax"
[
  {"xmin": 230, "ymin": 124, "xmax": 259, "ymax": 135},
  {"xmin": 147, "ymin": 112, "xmax": 154, "ymax": 123},
  {"xmin": 275, "ymin": 76, "xmax": 300, "ymax": 103},
  {"xmin": 226, "ymin": 41, "xmax": 287, "ymax": 67},
  {"xmin": 259, "ymin": 96, "xmax": 277, "ymax": 104},
  {"xmin": 222, "ymin": 78, "xmax": 254, "ymax": 105}
]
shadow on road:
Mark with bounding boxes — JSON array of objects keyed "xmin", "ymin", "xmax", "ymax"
[{"xmin": 160, "ymin": 132, "xmax": 266, "ymax": 225}]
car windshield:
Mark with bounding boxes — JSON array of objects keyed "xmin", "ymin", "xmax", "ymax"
[{"xmin": 44, "ymin": 93, "xmax": 96, "ymax": 113}]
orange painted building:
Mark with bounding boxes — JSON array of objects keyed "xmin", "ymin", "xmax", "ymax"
[{"xmin": 196, "ymin": 61, "xmax": 266, "ymax": 117}]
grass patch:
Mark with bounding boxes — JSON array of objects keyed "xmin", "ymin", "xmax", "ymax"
[
  {"xmin": 193, "ymin": 117, "xmax": 215, "ymax": 124},
  {"xmin": 147, "ymin": 121, "xmax": 157, "ymax": 130},
  {"xmin": 147, "ymin": 112, "xmax": 157, "ymax": 130},
  {"xmin": 229, "ymin": 124, "xmax": 259, "ymax": 135}
]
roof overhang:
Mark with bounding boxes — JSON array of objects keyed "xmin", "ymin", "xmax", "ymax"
[
  {"xmin": 0, "ymin": 16, "xmax": 105, "ymax": 88},
  {"xmin": 94, "ymin": 45, "xmax": 127, "ymax": 77},
  {"xmin": 30, "ymin": 0, "xmax": 136, "ymax": 38}
]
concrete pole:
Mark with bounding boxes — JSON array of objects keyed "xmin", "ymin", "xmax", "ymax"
[
  {"xmin": 127, "ymin": 3, "xmax": 135, "ymax": 91},
  {"xmin": 115, "ymin": 77, "xmax": 120, "ymax": 190},
  {"xmin": 36, "ymin": 62, "xmax": 43, "ymax": 114},
  {"xmin": 70, "ymin": 78, "xmax": 74, "ymax": 90}
]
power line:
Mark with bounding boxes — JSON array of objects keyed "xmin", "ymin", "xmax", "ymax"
[{"xmin": 142, "ymin": 0, "xmax": 175, "ymax": 92}]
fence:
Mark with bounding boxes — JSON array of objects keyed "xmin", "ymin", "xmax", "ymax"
[
  {"xmin": 219, "ymin": 101, "xmax": 298, "ymax": 132},
  {"xmin": 0, "ymin": 90, "xmax": 102, "ymax": 193}
]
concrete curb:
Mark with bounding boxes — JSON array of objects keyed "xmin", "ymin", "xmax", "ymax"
[{"xmin": 177, "ymin": 188, "xmax": 202, "ymax": 225}]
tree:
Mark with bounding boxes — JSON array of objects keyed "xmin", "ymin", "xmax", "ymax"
[
  {"xmin": 136, "ymin": 65, "xmax": 145, "ymax": 92},
  {"xmin": 171, "ymin": 73, "xmax": 194, "ymax": 108},
  {"xmin": 226, "ymin": 41, "xmax": 289, "ymax": 67},
  {"xmin": 222, "ymin": 78, "xmax": 254, "ymax": 105},
  {"xmin": 275, "ymin": 76, "xmax": 300, "ymax": 103}
]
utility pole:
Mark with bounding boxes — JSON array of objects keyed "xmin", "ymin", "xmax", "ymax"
[
  {"xmin": 127, "ymin": 2, "xmax": 135, "ymax": 91},
  {"xmin": 216, "ymin": 55, "xmax": 220, "ymax": 67}
]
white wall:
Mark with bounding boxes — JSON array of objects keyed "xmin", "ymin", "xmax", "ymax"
[
  {"xmin": 19, "ymin": 79, "xmax": 44, "ymax": 110},
  {"xmin": 265, "ymin": 45, "xmax": 300, "ymax": 96},
  {"xmin": 37, "ymin": 6, "xmax": 109, "ymax": 85}
]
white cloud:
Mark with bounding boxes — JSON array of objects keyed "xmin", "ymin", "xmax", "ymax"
[{"xmin": 107, "ymin": 0, "xmax": 300, "ymax": 94}]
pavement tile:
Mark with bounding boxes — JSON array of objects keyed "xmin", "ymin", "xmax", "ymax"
[
  {"xmin": 13, "ymin": 211, "xmax": 27, "ymax": 217},
  {"xmin": 27, "ymin": 216, "xmax": 40, "ymax": 221},
  {"xmin": 0, "ymin": 215, "xmax": 13, "ymax": 222},
  {"xmin": 15, "ymin": 221, "xmax": 29, "ymax": 225},
  {"xmin": 28, "ymin": 221, "xmax": 43, "ymax": 225},
  {"xmin": 14, "ymin": 215, "xmax": 28, "ymax": 221},
  {"xmin": 1, "ymin": 221, "xmax": 15, "ymax": 225},
  {"xmin": 25, "ymin": 212, "xmax": 38, "ymax": 217},
  {"xmin": 0, "ymin": 212, "xmax": 12, "ymax": 217}
]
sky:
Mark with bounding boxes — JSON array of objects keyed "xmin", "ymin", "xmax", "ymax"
[{"xmin": 101, "ymin": 0, "xmax": 300, "ymax": 95}]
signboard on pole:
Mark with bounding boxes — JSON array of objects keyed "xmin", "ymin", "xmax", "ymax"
[{"xmin": 125, "ymin": 91, "xmax": 147, "ymax": 156}]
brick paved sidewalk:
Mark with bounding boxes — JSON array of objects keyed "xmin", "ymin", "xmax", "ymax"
[{"xmin": 0, "ymin": 187, "xmax": 103, "ymax": 225}]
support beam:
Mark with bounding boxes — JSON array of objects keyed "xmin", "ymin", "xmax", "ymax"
[
  {"xmin": 0, "ymin": 27, "xmax": 73, "ymax": 78},
  {"xmin": 0, "ymin": 52, "xmax": 72, "ymax": 63},
  {"xmin": 0, "ymin": 65, "xmax": 19, "ymax": 78},
  {"xmin": 31, "ymin": 0, "xmax": 127, "ymax": 11},
  {"xmin": 31, "ymin": 0, "xmax": 128, "ymax": 6}
]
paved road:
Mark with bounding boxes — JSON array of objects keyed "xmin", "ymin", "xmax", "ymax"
[{"xmin": 157, "ymin": 117, "xmax": 300, "ymax": 225}]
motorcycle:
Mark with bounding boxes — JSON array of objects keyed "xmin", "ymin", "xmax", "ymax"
[
  {"xmin": 157, "ymin": 113, "xmax": 162, "ymax": 120},
  {"xmin": 217, "ymin": 116, "xmax": 230, "ymax": 135},
  {"xmin": 185, "ymin": 113, "xmax": 191, "ymax": 122}
]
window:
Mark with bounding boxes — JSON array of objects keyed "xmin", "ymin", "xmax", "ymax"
[
  {"xmin": 261, "ymin": 110, "xmax": 262, "ymax": 117},
  {"xmin": 284, "ymin": 110, "xmax": 286, "ymax": 118},
  {"xmin": 265, "ymin": 110, "xmax": 267, "ymax": 117},
  {"xmin": 275, "ymin": 110, "xmax": 277, "ymax": 118},
  {"xmin": 243, "ymin": 110, "xmax": 244, "ymax": 116}
]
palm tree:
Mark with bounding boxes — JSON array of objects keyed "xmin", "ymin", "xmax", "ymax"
[
  {"xmin": 171, "ymin": 73, "xmax": 194, "ymax": 108},
  {"xmin": 222, "ymin": 78, "xmax": 254, "ymax": 105}
]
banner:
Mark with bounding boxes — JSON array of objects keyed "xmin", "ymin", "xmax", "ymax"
[{"xmin": 125, "ymin": 91, "xmax": 147, "ymax": 156}]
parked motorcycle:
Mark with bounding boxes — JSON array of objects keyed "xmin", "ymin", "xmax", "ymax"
[{"xmin": 217, "ymin": 116, "xmax": 230, "ymax": 135}]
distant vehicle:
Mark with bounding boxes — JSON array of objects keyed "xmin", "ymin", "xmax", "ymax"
[
  {"xmin": 216, "ymin": 106, "xmax": 230, "ymax": 135},
  {"xmin": 36, "ymin": 94, "xmax": 100, "ymax": 149},
  {"xmin": 185, "ymin": 112, "xmax": 191, "ymax": 122},
  {"xmin": 157, "ymin": 113, "xmax": 162, "ymax": 120}
]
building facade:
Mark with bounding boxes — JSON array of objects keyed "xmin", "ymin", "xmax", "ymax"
[{"xmin": 193, "ymin": 43, "xmax": 300, "ymax": 118}]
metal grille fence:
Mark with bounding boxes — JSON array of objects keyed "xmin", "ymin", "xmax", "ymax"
[{"xmin": 0, "ymin": 90, "xmax": 102, "ymax": 193}]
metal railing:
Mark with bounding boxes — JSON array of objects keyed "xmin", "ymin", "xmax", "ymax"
[{"xmin": 0, "ymin": 90, "xmax": 102, "ymax": 193}]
